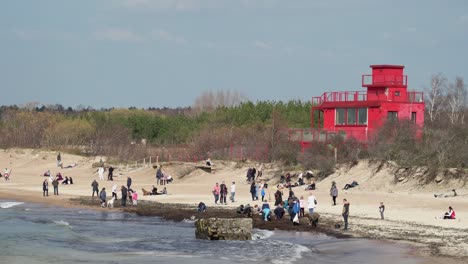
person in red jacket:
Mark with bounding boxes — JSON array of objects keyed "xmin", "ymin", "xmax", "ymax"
[{"xmin": 443, "ymin": 206, "xmax": 456, "ymax": 219}]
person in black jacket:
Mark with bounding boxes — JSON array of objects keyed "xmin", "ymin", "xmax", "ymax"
[
  {"xmin": 127, "ymin": 176, "xmax": 132, "ymax": 190},
  {"xmin": 220, "ymin": 181, "xmax": 228, "ymax": 205},
  {"xmin": 121, "ymin": 186, "xmax": 128, "ymax": 207},
  {"xmin": 108, "ymin": 166, "xmax": 114, "ymax": 181},
  {"xmin": 250, "ymin": 182, "xmax": 257, "ymax": 201}
]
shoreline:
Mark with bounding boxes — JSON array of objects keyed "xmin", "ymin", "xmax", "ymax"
[{"xmin": 1, "ymin": 190, "xmax": 466, "ymax": 264}]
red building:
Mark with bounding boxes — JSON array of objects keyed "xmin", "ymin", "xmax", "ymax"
[{"xmin": 285, "ymin": 65, "xmax": 425, "ymax": 144}]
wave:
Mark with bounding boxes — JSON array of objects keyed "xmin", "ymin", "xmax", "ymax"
[
  {"xmin": 252, "ymin": 229, "xmax": 275, "ymax": 240},
  {"xmin": 0, "ymin": 201, "xmax": 24, "ymax": 209},
  {"xmin": 271, "ymin": 244, "xmax": 310, "ymax": 264},
  {"xmin": 53, "ymin": 220, "xmax": 71, "ymax": 227}
]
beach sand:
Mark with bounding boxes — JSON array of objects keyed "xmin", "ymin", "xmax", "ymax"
[{"xmin": 1, "ymin": 149, "xmax": 467, "ymax": 263}]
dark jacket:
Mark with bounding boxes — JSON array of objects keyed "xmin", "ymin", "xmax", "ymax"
[
  {"xmin": 250, "ymin": 183, "xmax": 256, "ymax": 194},
  {"xmin": 220, "ymin": 184, "xmax": 228, "ymax": 194},
  {"xmin": 127, "ymin": 178, "xmax": 132, "ymax": 187},
  {"xmin": 121, "ymin": 186, "xmax": 128, "ymax": 198},
  {"xmin": 100, "ymin": 190, "xmax": 106, "ymax": 201},
  {"xmin": 91, "ymin": 181, "xmax": 98, "ymax": 190},
  {"xmin": 52, "ymin": 180, "xmax": 59, "ymax": 188},
  {"xmin": 342, "ymin": 203, "xmax": 350, "ymax": 216}
]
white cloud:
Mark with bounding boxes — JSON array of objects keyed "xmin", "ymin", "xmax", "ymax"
[
  {"xmin": 15, "ymin": 30, "xmax": 41, "ymax": 40},
  {"xmin": 459, "ymin": 15, "xmax": 468, "ymax": 24},
  {"xmin": 150, "ymin": 29, "xmax": 186, "ymax": 45},
  {"xmin": 93, "ymin": 28, "xmax": 144, "ymax": 43},
  {"xmin": 252, "ymin": 40, "xmax": 273, "ymax": 50}
]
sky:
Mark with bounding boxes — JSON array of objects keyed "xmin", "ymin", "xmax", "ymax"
[{"xmin": 0, "ymin": 0, "xmax": 467, "ymax": 109}]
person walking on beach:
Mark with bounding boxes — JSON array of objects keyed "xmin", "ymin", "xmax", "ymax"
[
  {"xmin": 42, "ymin": 179, "xmax": 49, "ymax": 197},
  {"xmin": 379, "ymin": 202, "xmax": 385, "ymax": 220},
  {"xmin": 212, "ymin": 182, "xmax": 220, "ymax": 205},
  {"xmin": 108, "ymin": 166, "xmax": 114, "ymax": 181},
  {"xmin": 342, "ymin": 199, "xmax": 350, "ymax": 230},
  {"xmin": 220, "ymin": 181, "xmax": 228, "ymax": 205},
  {"xmin": 112, "ymin": 184, "xmax": 118, "ymax": 199},
  {"xmin": 330, "ymin": 182, "xmax": 338, "ymax": 206},
  {"xmin": 230, "ymin": 181, "xmax": 236, "ymax": 202},
  {"xmin": 156, "ymin": 166, "xmax": 162, "ymax": 185},
  {"xmin": 257, "ymin": 163, "xmax": 263, "ymax": 179},
  {"xmin": 121, "ymin": 186, "xmax": 128, "ymax": 207},
  {"xmin": 52, "ymin": 178, "xmax": 59, "ymax": 195},
  {"xmin": 127, "ymin": 176, "xmax": 132, "ymax": 190},
  {"xmin": 91, "ymin": 180, "xmax": 99, "ymax": 198},
  {"xmin": 97, "ymin": 166, "xmax": 105, "ymax": 181},
  {"xmin": 99, "ymin": 188, "xmax": 106, "ymax": 207},
  {"xmin": 307, "ymin": 192, "xmax": 317, "ymax": 215}
]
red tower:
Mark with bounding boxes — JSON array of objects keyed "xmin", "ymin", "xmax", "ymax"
[{"xmin": 308, "ymin": 64, "xmax": 425, "ymax": 142}]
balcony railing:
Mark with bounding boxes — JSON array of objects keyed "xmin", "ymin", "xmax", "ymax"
[
  {"xmin": 312, "ymin": 91, "xmax": 424, "ymax": 106},
  {"xmin": 362, "ymin": 74, "xmax": 407, "ymax": 87}
]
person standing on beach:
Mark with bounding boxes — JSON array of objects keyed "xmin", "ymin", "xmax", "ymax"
[
  {"xmin": 42, "ymin": 179, "xmax": 49, "ymax": 197},
  {"xmin": 99, "ymin": 188, "xmax": 106, "ymax": 207},
  {"xmin": 257, "ymin": 164, "xmax": 263, "ymax": 180},
  {"xmin": 220, "ymin": 181, "xmax": 228, "ymax": 205},
  {"xmin": 91, "ymin": 180, "xmax": 99, "ymax": 198},
  {"xmin": 52, "ymin": 178, "xmax": 59, "ymax": 195},
  {"xmin": 330, "ymin": 182, "xmax": 338, "ymax": 206},
  {"xmin": 274, "ymin": 189, "xmax": 283, "ymax": 206},
  {"xmin": 379, "ymin": 202, "xmax": 385, "ymax": 220},
  {"xmin": 108, "ymin": 166, "xmax": 114, "ymax": 181},
  {"xmin": 57, "ymin": 152, "xmax": 61, "ymax": 167},
  {"xmin": 156, "ymin": 166, "xmax": 162, "ymax": 185},
  {"xmin": 230, "ymin": 181, "xmax": 236, "ymax": 202},
  {"xmin": 97, "ymin": 166, "xmax": 105, "ymax": 181},
  {"xmin": 121, "ymin": 186, "xmax": 128, "ymax": 207},
  {"xmin": 250, "ymin": 182, "xmax": 257, "ymax": 201},
  {"xmin": 127, "ymin": 176, "xmax": 132, "ymax": 190},
  {"xmin": 132, "ymin": 191, "xmax": 138, "ymax": 206},
  {"xmin": 112, "ymin": 184, "xmax": 118, "ymax": 199},
  {"xmin": 212, "ymin": 183, "xmax": 220, "ymax": 205},
  {"xmin": 342, "ymin": 199, "xmax": 350, "ymax": 230},
  {"xmin": 307, "ymin": 192, "xmax": 317, "ymax": 215},
  {"xmin": 299, "ymin": 196, "xmax": 305, "ymax": 217}
]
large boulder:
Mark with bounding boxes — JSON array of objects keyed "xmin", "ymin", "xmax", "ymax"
[{"xmin": 195, "ymin": 218, "xmax": 252, "ymax": 240}]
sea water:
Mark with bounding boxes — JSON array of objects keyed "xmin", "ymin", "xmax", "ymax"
[{"xmin": 0, "ymin": 200, "xmax": 423, "ymax": 264}]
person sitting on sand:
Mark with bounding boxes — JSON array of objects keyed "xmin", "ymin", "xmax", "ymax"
[
  {"xmin": 434, "ymin": 189, "xmax": 457, "ymax": 198},
  {"xmin": 4, "ymin": 168, "xmax": 11, "ymax": 181},
  {"xmin": 43, "ymin": 170, "xmax": 51, "ymax": 177},
  {"xmin": 243, "ymin": 204, "xmax": 253, "ymax": 217},
  {"xmin": 197, "ymin": 202, "xmax": 206, "ymax": 212},
  {"xmin": 343, "ymin": 180, "xmax": 359, "ymax": 190},
  {"xmin": 69, "ymin": 177, "xmax": 74, "ymax": 184},
  {"xmin": 443, "ymin": 206, "xmax": 456, "ymax": 219},
  {"xmin": 206, "ymin": 158, "xmax": 212, "ymax": 167},
  {"xmin": 237, "ymin": 204, "xmax": 245, "ymax": 214},
  {"xmin": 62, "ymin": 177, "xmax": 69, "ymax": 185}
]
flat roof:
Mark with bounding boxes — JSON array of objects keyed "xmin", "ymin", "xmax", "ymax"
[{"xmin": 370, "ymin": 64, "xmax": 404, "ymax": 69}]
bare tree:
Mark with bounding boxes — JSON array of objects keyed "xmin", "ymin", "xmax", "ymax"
[
  {"xmin": 446, "ymin": 77, "xmax": 467, "ymax": 125},
  {"xmin": 193, "ymin": 90, "xmax": 248, "ymax": 113},
  {"xmin": 425, "ymin": 73, "xmax": 447, "ymax": 123}
]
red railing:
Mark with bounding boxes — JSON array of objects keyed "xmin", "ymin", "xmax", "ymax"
[
  {"xmin": 362, "ymin": 74, "xmax": 407, "ymax": 87},
  {"xmin": 312, "ymin": 91, "xmax": 424, "ymax": 106}
]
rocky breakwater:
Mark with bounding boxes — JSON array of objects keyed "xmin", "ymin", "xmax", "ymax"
[{"xmin": 195, "ymin": 218, "xmax": 252, "ymax": 240}]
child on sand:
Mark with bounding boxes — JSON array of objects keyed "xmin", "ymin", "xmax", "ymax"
[
  {"xmin": 132, "ymin": 191, "xmax": 138, "ymax": 206},
  {"xmin": 443, "ymin": 206, "xmax": 456, "ymax": 219}
]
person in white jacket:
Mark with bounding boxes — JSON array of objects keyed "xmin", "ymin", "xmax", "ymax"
[
  {"xmin": 97, "ymin": 166, "xmax": 105, "ymax": 181},
  {"xmin": 307, "ymin": 192, "xmax": 317, "ymax": 215},
  {"xmin": 112, "ymin": 184, "xmax": 118, "ymax": 199}
]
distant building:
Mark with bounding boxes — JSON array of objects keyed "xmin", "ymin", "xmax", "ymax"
[{"xmin": 284, "ymin": 64, "xmax": 425, "ymax": 147}]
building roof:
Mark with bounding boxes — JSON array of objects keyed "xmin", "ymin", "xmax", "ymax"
[{"xmin": 370, "ymin": 64, "xmax": 404, "ymax": 69}]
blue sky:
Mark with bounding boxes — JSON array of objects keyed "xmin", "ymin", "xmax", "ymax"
[{"xmin": 0, "ymin": 0, "xmax": 467, "ymax": 108}]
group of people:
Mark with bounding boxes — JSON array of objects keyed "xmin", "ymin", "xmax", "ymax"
[
  {"xmin": 246, "ymin": 164, "xmax": 263, "ymax": 183},
  {"xmin": 249, "ymin": 180, "xmax": 268, "ymax": 202},
  {"xmin": 92, "ymin": 176, "xmax": 139, "ymax": 207},
  {"xmin": 212, "ymin": 181, "xmax": 233, "ymax": 205},
  {"xmin": 155, "ymin": 165, "xmax": 173, "ymax": 185},
  {"xmin": 96, "ymin": 166, "xmax": 116, "ymax": 181}
]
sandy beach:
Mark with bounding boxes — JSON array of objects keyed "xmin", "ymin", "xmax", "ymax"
[{"xmin": 1, "ymin": 149, "xmax": 467, "ymax": 263}]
